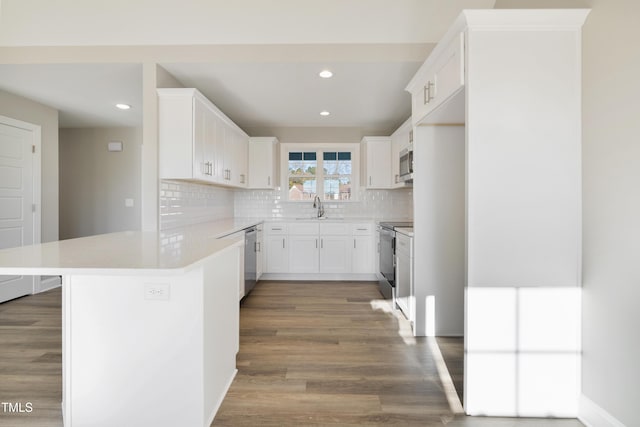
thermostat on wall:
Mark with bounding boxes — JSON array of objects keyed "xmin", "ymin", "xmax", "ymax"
[{"xmin": 108, "ymin": 141, "xmax": 123, "ymax": 152}]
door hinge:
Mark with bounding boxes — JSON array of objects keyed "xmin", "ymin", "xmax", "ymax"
[{"xmin": 32, "ymin": 145, "xmax": 36, "ymax": 154}]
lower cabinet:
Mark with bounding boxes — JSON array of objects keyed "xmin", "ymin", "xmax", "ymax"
[
  {"xmin": 289, "ymin": 235, "xmax": 319, "ymax": 273},
  {"xmin": 352, "ymin": 235, "xmax": 374, "ymax": 274},
  {"xmin": 319, "ymin": 235, "xmax": 352, "ymax": 274},
  {"xmin": 263, "ymin": 221, "xmax": 376, "ymax": 278},
  {"xmin": 264, "ymin": 223, "xmax": 288, "ymax": 273}
]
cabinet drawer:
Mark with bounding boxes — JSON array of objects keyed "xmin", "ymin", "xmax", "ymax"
[
  {"xmin": 289, "ymin": 223, "xmax": 320, "ymax": 236},
  {"xmin": 266, "ymin": 223, "xmax": 288, "ymax": 235},
  {"xmin": 351, "ymin": 223, "xmax": 373, "ymax": 235},
  {"xmin": 319, "ymin": 222, "xmax": 349, "ymax": 235}
]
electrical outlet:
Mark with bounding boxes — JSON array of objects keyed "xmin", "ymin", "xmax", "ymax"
[{"xmin": 144, "ymin": 283, "xmax": 170, "ymax": 301}]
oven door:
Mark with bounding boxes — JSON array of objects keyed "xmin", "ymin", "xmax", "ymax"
[{"xmin": 379, "ymin": 227, "xmax": 395, "ymax": 285}]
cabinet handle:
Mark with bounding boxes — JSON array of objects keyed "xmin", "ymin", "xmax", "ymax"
[
  {"xmin": 395, "ymin": 174, "xmax": 399, "ymax": 184},
  {"xmin": 354, "ymin": 239, "xmax": 356, "ymax": 249},
  {"xmin": 208, "ymin": 162, "xmax": 213, "ymax": 175},
  {"xmin": 316, "ymin": 239, "xmax": 318, "ymax": 249},
  {"xmin": 369, "ymin": 176, "xmax": 372, "ymax": 186},
  {"xmin": 240, "ymin": 174, "xmax": 246, "ymax": 184},
  {"xmin": 424, "ymin": 81, "xmax": 434, "ymax": 104},
  {"xmin": 268, "ymin": 176, "xmax": 271, "ymax": 186},
  {"xmin": 272, "ymin": 227, "xmax": 282, "ymax": 231},
  {"xmin": 283, "ymin": 238, "xmax": 285, "ymax": 249},
  {"xmin": 356, "ymin": 228, "xmax": 367, "ymax": 231},
  {"xmin": 321, "ymin": 239, "xmax": 323, "ymax": 249}
]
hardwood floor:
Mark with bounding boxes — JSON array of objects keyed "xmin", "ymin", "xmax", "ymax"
[
  {"xmin": 0, "ymin": 281, "xmax": 584, "ymax": 426},
  {"xmin": 0, "ymin": 287, "xmax": 62, "ymax": 427}
]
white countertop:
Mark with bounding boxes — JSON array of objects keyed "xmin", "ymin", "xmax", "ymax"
[
  {"xmin": 0, "ymin": 219, "xmax": 262, "ymax": 276},
  {"xmin": 395, "ymin": 227, "xmax": 414, "ymax": 237}
]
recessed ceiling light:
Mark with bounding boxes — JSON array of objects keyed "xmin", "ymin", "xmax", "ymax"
[
  {"xmin": 115, "ymin": 103, "xmax": 131, "ymax": 110},
  {"xmin": 319, "ymin": 70, "xmax": 333, "ymax": 79},
  {"xmin": 320, "ymin": 111, "xmax": 330, "ymax": 116}
]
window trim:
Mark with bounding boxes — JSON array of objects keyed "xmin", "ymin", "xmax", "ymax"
[{"xmin": 280, "ymin": 143, "xmax": 360, "ymax": 202}]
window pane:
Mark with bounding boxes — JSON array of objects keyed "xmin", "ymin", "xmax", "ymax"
[
  {"xmin": 338, "ymin": 152, "xmax": 351, "ymax": 161},
  {"xmin": 289, "ymin": 151, "xmax": 317, "ymax": 175},
  {"xmin": 323, "ymin": 152, "xmax": 337, "ymax": 161},
  {"xmin": 324, "ymin": 176, "xmax": 351, "ymax": 201},
  {"xmin": 288, "ymin": 177, "xmax": 317, "ymax": 200}
]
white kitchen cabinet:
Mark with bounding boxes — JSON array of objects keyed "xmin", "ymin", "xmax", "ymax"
[
  {"xmin": 256, "ymin": 224, "xmax": 264, "ymax": 281},
  {"xmin": 248, "ymin": 137, "xmax": 278, "ymax": 189},
  {"xmin": 319, "ymin": 235, "xmax": 351, "ymax": 274},
  {"xmin": 395, "ymin": 231, "xmax": 413, "ymax": 322},
  {"xmin": 289, "ymin": 236, "xmax": 319, "ymax": 273},
  {"xmin": 361, "ymin": 137, "xmax": 391, "ymax": 189},
  {"xmin": 288, "ymin": 222, "xmax": 320, "ymax": 273},
  {"xmin": 406, "ymin": 9, "xmax": 589, "ymax": 417},
  {"xmin": 409, "ymin": 32, "xmax": 464, "ymax": 125},
  {"xmin": 158, "ymin": 87, "xmax": 250, "ymax": 189},
  {"xmin": 264, "ymin": 223, "xmax": 288, "ymax": 273},
  {"xmin": 351, "ymin": 223, "xmax": 375, "ymax": 274},
  {"xmin": 158, "ymin": 88, "xmax": 212, "ymax": 182}
]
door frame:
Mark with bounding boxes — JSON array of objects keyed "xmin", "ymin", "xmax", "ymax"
[{"xmin": 0, "ymin": 114, "xmax": 42, "ymax": 293}]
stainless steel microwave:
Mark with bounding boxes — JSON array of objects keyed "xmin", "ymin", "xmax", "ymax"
[{"xmin": 399, "ymin": 148, "xmax": 413, "ymax": 182}]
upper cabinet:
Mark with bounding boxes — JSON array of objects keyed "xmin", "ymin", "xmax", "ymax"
[
  {"xmin": 406, "ymin": 32, "xmax": 465, "ymax": 126},
  {"xmin": 361, "ymin": 137, "xmax": 391, "ymax": 189},
  {"xmin": 158, "ymin": 88, "xmax": 248, "ymax": 189},
  {"xmin": 248, "ymin": 137, "xmax": 278, "ymax": 189}
]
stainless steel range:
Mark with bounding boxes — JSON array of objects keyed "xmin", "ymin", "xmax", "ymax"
[{"xmin": 378, "ymin": 221, "xmax": 413, "ymax": 301}]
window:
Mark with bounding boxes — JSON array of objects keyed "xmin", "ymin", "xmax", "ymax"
[
  {"xmin": 322, "ymin": 152, "xmax": 352, "ymax": 200},
  {"xmin": 283, "ymin": 144, "xmax": 359, "ymax": 202},
  {"xmin": 288, "ymin": 152, "xmax": 317, "ymax": 200}
]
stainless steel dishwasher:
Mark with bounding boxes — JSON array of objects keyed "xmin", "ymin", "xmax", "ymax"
[{"xmin": 244, "ymin": 226, "xmax": 257, "ymax": 296}]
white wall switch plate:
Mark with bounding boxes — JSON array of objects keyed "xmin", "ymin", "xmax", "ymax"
[
  {"xmin": 144, "ymin": 283, "xmax": 170, "ymax": 301},
  {"xmin": 108, "ymin": 141, "xmax": 123, "ymax": 152}
]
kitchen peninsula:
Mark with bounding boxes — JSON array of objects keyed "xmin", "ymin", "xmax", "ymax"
[{"xmin": 0, "ymin": 220, "xmax": 257, "ymax": 427}]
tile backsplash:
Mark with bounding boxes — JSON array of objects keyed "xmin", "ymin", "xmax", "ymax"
[
  {"xmin": 234, "ymin": 187, "xmax": 413, "ymax": 220},
  {"xmin": 160, "ymin": 180, "xmax": 235, "ymax": 230},
  {"xmin": 160, "ymin": 181, "xmax": 413, "ymax": 230}
]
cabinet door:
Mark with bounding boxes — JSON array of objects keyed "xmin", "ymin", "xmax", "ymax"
[
  {"xmin": 395, "ymin": 251, "xmax": 412, "ymax": 321},
  {"xmin": 256, "ymin": 227, "xmax": 264, "ymax": 281},
  {"xmin": 433, "ymin": 32, "xmax": 464, "ymax": 110},
  {"xmin": 248, "ymin": 138, "xmax": 277, "ymax": 189},
  {"xmin": 289, "ymin": 236, "xmax": 319, "ymax": 273},
  {"xmin": 237, "ymin": 134, "xmax": 248, "ymax": 187},
  {"xmin": 352, "ymin": 235, "xmax": 374, "ymax": 274},
  {"xmin": 363, "ymin": 138, "xmax": 391, "ymax": 189},
  {"xmin": 319, "ymin": 236, "xmax": 351, "ymax": 274},
  {"xmin": 265, "ymin": 235, "xmax": 288, "ymax": 273},
  {"xmin": 213, "ymin": 113, "xmax": 226, "ymax": 183},
  {"xmin": 192, "ymin": 98, "xmax": 209, "ymax": 181}
]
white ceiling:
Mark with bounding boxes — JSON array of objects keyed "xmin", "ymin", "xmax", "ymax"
[{"xmin": 0, "ymin": 0, "xmax": 496, "ymax": 132}]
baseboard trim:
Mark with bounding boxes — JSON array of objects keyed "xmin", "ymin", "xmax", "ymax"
[
  {"xmin": 260, "ymin": 273, "xmax": 378, "ymax": 281},
  {"xmin": 579, "ymin": 394, "xmax": 626, "ymax": 427},
  {"xmin": 38, "ymin": 275, "xmax": 61, "ymax": 293}
]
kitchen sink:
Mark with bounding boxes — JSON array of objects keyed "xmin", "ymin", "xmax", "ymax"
[{"xmin": 294, "ymin": 217, "xmax": 343, "ymax": 220}]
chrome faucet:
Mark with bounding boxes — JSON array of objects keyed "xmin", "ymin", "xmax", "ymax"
[{"xmin": 312, "ymin": 195, "xmax": 325, "ymax": 218}]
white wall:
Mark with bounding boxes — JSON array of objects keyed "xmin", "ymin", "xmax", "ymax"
[
  {"xmin": 493, "ymin": 1, "xmax": 638, "ymax": 425},
  {"xmin": 0, "ymin": 88, "xmax": 58, "ymax": 243},
  {"xmin": 59, "ymin": 127, "xmax": 141, "ymax": 239},
  {"xmin": 581, "ymin": 1, "xmax": 640, "ymax": 425}
]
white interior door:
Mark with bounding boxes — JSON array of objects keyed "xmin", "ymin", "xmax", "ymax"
[{"xmin": 0, "ymin": 116, "xmax": 40, "ymax": 303}]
